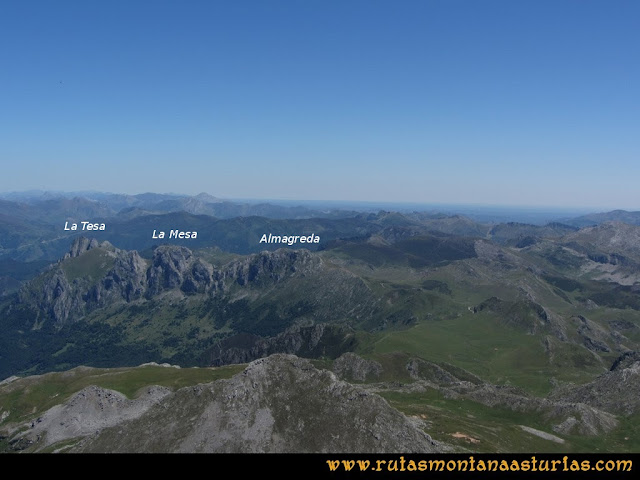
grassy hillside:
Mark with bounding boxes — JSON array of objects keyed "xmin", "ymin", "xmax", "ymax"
[{"xmin": 0, "ymin": 363, "xmax": 244, "ymax": 430}]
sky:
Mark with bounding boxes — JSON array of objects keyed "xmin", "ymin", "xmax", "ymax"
[{"xmin": 1, "ymin": 0, "xmax": 639, "ymax": 209}]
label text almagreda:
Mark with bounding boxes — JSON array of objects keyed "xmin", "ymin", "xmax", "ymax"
[{"xmin": 259, "ymin": 233, "xmax": 320, "ymax": 246}]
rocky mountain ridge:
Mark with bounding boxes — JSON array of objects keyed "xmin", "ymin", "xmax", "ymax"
[
  {"xmin": 17, "ymin": 237, "xmax": 365, "ymax": 327},
  {"xmin": 1, "ymin": 354, "xmax": 447, "ymax": 453},
  {"xmin": 3, "ymin": 351, "xmax": 638, "ymax": 453}
]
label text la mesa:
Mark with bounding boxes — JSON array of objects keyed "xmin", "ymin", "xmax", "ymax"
[{"xmin": 152, "ymin": 229, "xmax": 197, "ymax": 239}]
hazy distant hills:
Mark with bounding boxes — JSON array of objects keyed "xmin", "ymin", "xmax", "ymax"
[
  {"xmin": 487, "ymin": 222, "xmax": 579, "ymax": 247},
  {"xmin": 95, "ymin": 211, "xmax": 386, "ymax": 254},
  {"xmin": 562, "ymin": 210, "xmax": 640, "ymax": 228},
  {"xmin": 0, "ymin": 191, "xmax": 357, "ymax": 224},
  {"xmin": 0, "ymin": 191, "xmax": 363, "ymax": 263},
  {"xmin": 1, "ymin": 192, "xmax": 638, "ymax": 266},
  {"xmin": 0, "ymin": 197, "xmax": 112, "ymax": 225},
  {"xmin": 561, "ymin": 222, "xmax": 640, "ymax": 260}
]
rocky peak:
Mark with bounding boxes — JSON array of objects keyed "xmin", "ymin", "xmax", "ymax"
[
  {"xmin": 14, "ymin": 241, "xmax": 354, "ymax": 328},
  {"xmin": 549, "ymin": 350, "xmax": 640, "ymax": 416},
  {"xmin": 60, "ymin": 354, "xmax": 447, "ymax": 453},
  {"xmin": 333, "ymin": 352, "xmax": 383, "ymax": 382},
  {"xmin": 146, "ymin": 246, "xmax": 194, "ymax": 293},
  {"xmin": 66, "ymin": 237, "xmax": 100, "ymax": 258},
  {"xmin": 610, "ymin": 351, "xmax": 640, "ymax": 372},
  {"xmin": 226, "ymin": 249, "xmax": 320, "ymax": 287}
]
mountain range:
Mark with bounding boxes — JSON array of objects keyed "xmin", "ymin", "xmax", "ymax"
[{"xmin": 1, "ymin": 191, "xmax": 640, "ymax": 453}]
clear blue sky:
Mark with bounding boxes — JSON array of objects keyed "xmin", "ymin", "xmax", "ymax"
[{"xmin": 1, "ymin": 0, "xmax": 639, "ymax": 209}]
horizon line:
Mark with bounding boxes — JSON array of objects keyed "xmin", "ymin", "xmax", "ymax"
[{"xmin": 0, "ymin": 189, "xmax": 637, "ymax": 213}]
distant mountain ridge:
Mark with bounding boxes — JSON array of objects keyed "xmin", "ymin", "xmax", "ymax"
[
  {"xmin": 0, "ymin": 191, "xmax": 357, "ymax": 223},
  {"xmin": 561, "ymin": 210, "xmax": 640, "ymax": 227},
  {"xmin": 16, "ymin": 237, "xmax": 375, "ymax": 326}
]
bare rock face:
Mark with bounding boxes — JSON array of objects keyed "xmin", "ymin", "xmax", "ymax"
[
  {"xmin": 12, "ymin": 385, "xmax": 171, "ymax": 451},
  {"xmin": 101, "ymin": 250, "xmax": 149, "ymax": 301},
  {"xmin": 222, "ymin": 249, "xmax": 321, "ymax": 286},
  {"xmin": 373, "ymin": 358, "xmax": 620, "ymax": 438},
  {"xmin": 65, "ymin": 237, "xmax": 100, "ymax": 259},
  {"xmin": 443, "ymin": 382, "xmax": 619, "ymax": 436},
  {"xmin": 181, "ymin": 258, "xmax": 215, "ymax": 294},
  {"xmin": 16, "ymin": 239, "xmax": 378, "ymax": 336},
  {"xmin": 66, "ymin": 355, "xmax": 446, "ymax": 453},
  {"xmin": 19, "ymin": 240, "xmax": 138, "ymax": 324},
  {"xmin": 406, "ymin": 358, "xmax": 473, "ymax": 385},
  {"xmin": 548, "ymin": 403, "xmax": 618, "ymax": 436},
  {"xmin": 146, "ymin": 245, "xmax": 193, "ymax": 294},
  {"xmin": 202, "ymin": 323, "xmax": 355, "ymax": 367},
  {"xmin": 36, "ymin": 269, "xmax": 77, "ymax": 325},
  {"xmin": 333, "ymin": 352, "xmax": 383, "ymax": 382},
  {"xmin": 610, "ymin": 351, "xmax": 640, "ymax": 371},
  {"xmin": 550, "ymin": 351, "xmax": 640, "ymax": 416}
]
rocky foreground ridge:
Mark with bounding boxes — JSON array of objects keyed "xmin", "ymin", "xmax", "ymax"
[
  {"xmin": 336, "ymin": 353, "xmax": 635, "ymax": 439},
  {"xmin": 2, "ymin": 350, "xmax": 639, "ymax": 453},
  {"xmin": 1, "ymin": 354, "xmax": 446, "ymax": 453}
]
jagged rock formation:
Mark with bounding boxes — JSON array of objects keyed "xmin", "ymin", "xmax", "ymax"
[
  {"xmin": 574, "ymin": 315, "xmax": 612, "ymax": 353},
  {"xmin": 16, "ymin": 238, "xmax": 376, "ymax": 327},
  {"xmin": 14, "ymin": 385, "xmax": 171, "ymax": 451},
  {"xmin": 561, "ymin": 222, "xmax": 640, "ymax": 261},
  {"xmin": 101, "ymin": 249, "xmax": 149, "ymax": 301},
  {"xmin": 333, "ymin": 352, "xmax": 383, "ymax": 382},
  {"xmin": 362, "ymin": 355, "xmax": 619, "ymax": 437},
  {"xmin": 455, "ymin": 383, "xmax": 619, "ymax": 436},
  {"xmin": 201, "ymin": 323, "xmax": 359, "ymax": 366},
  {"xmin": 19, "ymin": 238, "xmax": 144, "ymax": 324},
  {"xmin": 65, "ymin": 237, "xmax": 100, "ymax": 259},
  {"xmin": 5, "ymin": 355, "xmax": 447, "ymax": 453},
  {"xmin": 406, "ymin": 358, "xmax": 483, "ymax": 385},
  {"xmin": 549, "ymin": 351, "xmax": 640, "ymax": 416}
]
